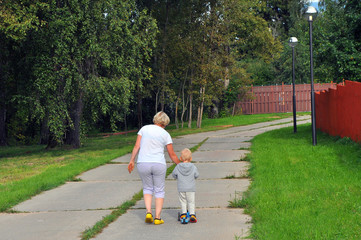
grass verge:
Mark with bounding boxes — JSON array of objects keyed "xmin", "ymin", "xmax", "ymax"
[{"xmin": 245, "ymin": 124, "xmax": 361, "ymax": 239}]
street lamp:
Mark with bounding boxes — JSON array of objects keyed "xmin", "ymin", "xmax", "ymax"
[
  {"xmin": 305, "ymin": 6, "xmax": 318, "ymax": 145},
  {"xmin": 288, "ymin": 37, "xmax": 298, "ymax": 133}
]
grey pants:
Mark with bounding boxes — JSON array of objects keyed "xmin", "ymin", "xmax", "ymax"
[
  {"xmin": 137, "ymin": 162, "xmax": 166, "ymax": 198},
  {"xmin": 178, "ymin": 192, "xmax": 195, "ymax": 215}
]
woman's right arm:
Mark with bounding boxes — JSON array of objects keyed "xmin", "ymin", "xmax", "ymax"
[
  {"xmin": 128, "ymin": 135, "xmax": 142, "ymax": 173},
  {"xmin": 166, "ymin": 143, "xmax": 180, "ymax": 164}
]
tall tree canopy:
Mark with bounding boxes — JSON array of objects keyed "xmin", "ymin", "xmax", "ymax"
[
  {"xmin": 314, "ymin": 0, "xmax": 361, "ymax": 82},
  {"xmin": 0, "ymin": 0, "xmax": 46, "ymax": 146},
  {"xmin": 4, "ymin": 0, "xmax": 360, "ymax": 146},
  {"xmin": 1, "ymin": 0, "xmax": 157, "ymax": 147},
  {"xmin": 136, "ymin": 0, "xmax": 281, "ymax": 127}
]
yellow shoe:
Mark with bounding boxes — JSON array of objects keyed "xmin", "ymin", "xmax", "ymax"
[
  {"xmin": 145, "ymin": 213, "xmax": 153, "ymax": 223},
  {"xmin": 154, "ymin": 218, "xmax": 164, "ymax": 225}
]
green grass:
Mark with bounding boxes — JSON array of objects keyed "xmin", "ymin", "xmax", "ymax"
[
  {"xmin": 245, "ymin": 124, "xmax": 361, "ymax": 239},
  {"xmin": 0, "ymin": 112, "xmax": 302, "ymax": 212},
  {"xmin": 0, "ymin": 133, "xmax": 136, "ymax": 212},
  {"xmin": 228, "ymin": 191, "xmax": 247, "ymax": 208}
]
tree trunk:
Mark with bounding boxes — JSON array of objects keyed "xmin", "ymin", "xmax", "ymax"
[
  {"xmin": 155, "ymin": 90, "xmax": 159, "ymax": 113},
  {"xmin": 188, "ymin": 92, "xmax": 193, "ymax": 128},
  {"xmin": 181, "ymin": 84, "xmax": 189, "ymax": 129},
  {"xmin": 175, "ymin": 97, "xmax": 179, "ymax": 129},
  {"xmin": 137, "ymin": 89, "xmax": 143, "ymax": 129},
  {"xmin": 188, "ymin": 70, "xmax": 193, "ymax": 129},
  {"xmin": 161, "ymin": 90, "xmax": 165, "ymax": 111},
  {"xmin": 196, "ymin": 86, "xmax": 205, "ymax": 128},
  {"xmin": 124, "ymin": 111, "xmax": 128, "ymax": 136},
  {"xmin": 65, "ymin": 92, "xmax": 84, "ymax": 148},
  {"xmin": 46, "ymin": 133, "xmax": 58, "ymax": 149},
  {"xmin": 0, "ymin": 105, "xmax": 6, "ymax": 146},
  {"xmin": 0, "ymin": 64, "xmax": 7, "ymax": 146},
  {"xmin": 40, "ymin": 115, "xmax": 49, "ymax": 145},
  {"xmin": 196, "ymin": 105, "xmax": 201, "ymax": 128},
  {"xmin": 200, "ymin": 98, "xmax": 204, "ymax": 128}
]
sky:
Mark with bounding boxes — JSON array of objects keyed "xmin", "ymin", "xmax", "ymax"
[{"xmin": 309, "ymin": 0, "xmax": 320, "ymax": 10}]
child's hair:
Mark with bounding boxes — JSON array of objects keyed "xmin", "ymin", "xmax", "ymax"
[{"xmin": 180, "ymin": 148, "xmax": 192, "ymax": 161}]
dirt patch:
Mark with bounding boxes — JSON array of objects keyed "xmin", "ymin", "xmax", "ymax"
[
  {"xmin": 213, "ymin": 125, "xmax": 233, "ymax": 128},
  {"xmin": 98, "ymin": 129, "xmax": 138, "ymax": 138}
]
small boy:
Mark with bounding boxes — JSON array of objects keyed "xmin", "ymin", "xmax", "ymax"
[{"xmin": 172, "ymin": 148, "xmax": 199, "ymax": 223}]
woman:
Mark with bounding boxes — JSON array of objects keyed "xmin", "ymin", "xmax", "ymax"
[{"xmin": 128, "ymin": 111, "xmax": 180, "ymax": 225}]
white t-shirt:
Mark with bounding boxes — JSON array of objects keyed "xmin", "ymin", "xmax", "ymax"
[{"xmin": 137, "ymin": 124, "xmax": 173, "ymax": 165}]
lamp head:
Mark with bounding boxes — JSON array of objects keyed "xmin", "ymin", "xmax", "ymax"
[
  {"xmin": 288, "ymin": 37, "xmax": 298, "ymax": 48},
  {"xmin": 305, "ymin": 6, "xmax": 318, "ymax": 22}
]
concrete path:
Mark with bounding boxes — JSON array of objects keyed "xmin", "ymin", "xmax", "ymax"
[{"xmin": 0, "ymin": 116, "xmax": 310, "ymax": 240}]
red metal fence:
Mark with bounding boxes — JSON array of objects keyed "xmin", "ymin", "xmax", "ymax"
[
  {"xmin": 238, "ymin": 83, "xmax": 337, "ymax": 114},
  {"xmin": 315, "ymin": 80, "xmax": 361, "ymax": 143}
]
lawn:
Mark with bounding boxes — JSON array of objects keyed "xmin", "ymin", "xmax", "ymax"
[
  {"xmin": 0, "ymin": 112, "xmax": 296, "ymax": 212},
  {"xmin": 246, "ymin": 124, "xmax": 361, "ymax": 239}
]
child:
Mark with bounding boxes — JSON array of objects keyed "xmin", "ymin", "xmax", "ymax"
[{"xmin": 172, "ymin": 148, "xmax": 199, "ymax": 223}]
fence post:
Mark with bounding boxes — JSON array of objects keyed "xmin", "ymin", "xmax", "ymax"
[{"xmin": 251, "ymin": 84, "xmax": 254, "ymax": 114}]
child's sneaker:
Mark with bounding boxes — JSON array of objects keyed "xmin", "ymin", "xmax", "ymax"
[
  {"xmin": 189, "ymin": 214, "xmax": 197, "ymax": 223},
  {"xmin": 154, "ymin": 218, "xmax": 164, "ymax": 225},
  {"xmin": 145, "ymin": 213, "xmax": 153, "ymax": 223},
  {"xmin": 180, "ymin": 213, "xmax": 188, "ymax": 224}
]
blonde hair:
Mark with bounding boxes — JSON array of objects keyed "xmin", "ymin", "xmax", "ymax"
[
  {"xmin": 180, "ymin": 148, "xmax": 192, "ymax": 162},
  {"xmin": 153, "ymin": 111, "xmax": 170, "ymax": 127}
]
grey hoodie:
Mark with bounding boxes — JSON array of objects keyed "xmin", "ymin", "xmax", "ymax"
[{"xmin": 172, "ymin": 162, "xmax": 199, "ymax": 192}]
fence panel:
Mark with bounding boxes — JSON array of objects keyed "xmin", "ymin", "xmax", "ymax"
[
  {"xmin": 315, "ymin": 80, "xmax": 361, "ymax": 143},
  {"xmin": 238, "ymin": 83, "xmax": 337, "ymax": 114}
]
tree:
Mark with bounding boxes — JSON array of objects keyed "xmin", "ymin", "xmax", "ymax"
[
  {"xmin": 314, "ymin": 0, "xmax": 361, "ymax": 82},
  {"xmin": 136, "ymin": 0, "xmax": 283, "ymax": 128},
  {"xmin": 0, "ymin": 0, "xmax": 45, "ymax": 145},
  {"xmin": 223, "ymin": 65, "xmax": 252, "ymax": 116},
  {"xmin": 257, "ymin": 0, "xmax": 308, "ymax": 40},
  {"xmin": 27, "ymin": 0, "xmax": 156, "ymax": 148}
]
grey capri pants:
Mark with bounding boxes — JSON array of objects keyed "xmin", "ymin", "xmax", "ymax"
[{"xmin": 137, "ymin": 162, "xmax": 167, "ymax": 198}]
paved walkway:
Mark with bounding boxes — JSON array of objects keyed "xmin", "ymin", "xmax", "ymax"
[{"xmin": 0, "ymin": 116, "xmax": 310, "ymax": 240}]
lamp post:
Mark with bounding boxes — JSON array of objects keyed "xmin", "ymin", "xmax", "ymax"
[
  {"xmin": 288, "ymin": 37, "xmax": 298, "ymax": 133},
  {"xmin": 305, "ymin": 6, "xmax": 318, "ymax": 146}
]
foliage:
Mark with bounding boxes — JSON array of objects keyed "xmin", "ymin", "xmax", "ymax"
[
  {"xmin": 257, "ymin": 0, "xmax": 308, "ymax": 40},
  {"xmin": 2, "ymin": 0, "xmax": 157, "ymax": 147},
  {"xmin": 0, "ymin": 0, "xmax": 49, "ymax": 146},
  {"xmin": 5, "ymin": 0, "xmax": 361, "ymax": 145},
  {"xmin": 223, "ymin": 65, "xmax": 252, "ymax": 115},
  {"xmin": 138, "ymin": 0, "xmax": 283, "ymax": 128},
  {"xmin": 266, "ymin": 0, "xmax": 361, "ymax": 85},
  {"xmin": 314, "ymin": 0, "xmax": 361, "ymax": 82},
  {"xmin": 241, "ymin": 59, "xmax": 277, "ymax": 86},
  {"xmin": 0, "ymin": 0, "xmax": 45, "ymax": 41},
  {"xmin": 273, "ymin": 28, "xmax": 312, "ymax": 85}
]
